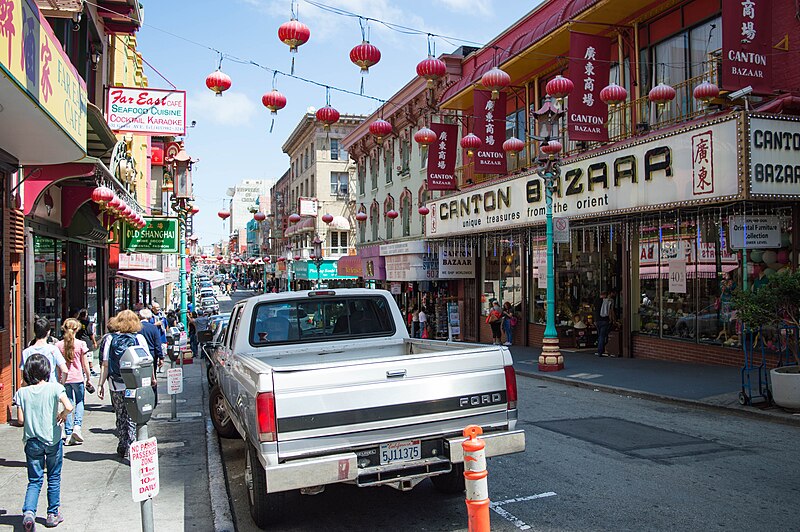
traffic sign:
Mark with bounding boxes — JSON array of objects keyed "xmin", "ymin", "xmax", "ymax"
[
  {"xmin": 167, "ymin": 368, "xmax": 183, "ymax": 395},
  {"xmin": 130, "ymin": 437, "xmax": 160, "ymax": 502},
  {"xmin": 553, "ymin": 217, "xmax": 570, "ymax": 243}
]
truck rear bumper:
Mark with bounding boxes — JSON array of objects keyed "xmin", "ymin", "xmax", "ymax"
[
  {"xmin": 445, "ymin": 429, "xmax": 526, "ymax": 463},
  {"xmin": 264, "ymin": 429, "xmax": 525, "ymax": 493}
]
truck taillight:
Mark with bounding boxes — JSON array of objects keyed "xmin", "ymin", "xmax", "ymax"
[
  {"xmin": 256, "ymin": 392, "xmax": 277, "ymax": 442},
  {"xmin": 504, "ymin": 365, "xmax": 518, "ymax": 409}
]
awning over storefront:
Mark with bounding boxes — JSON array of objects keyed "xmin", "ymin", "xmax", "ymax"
[
  {"xmin": 639, "ymin": 264, "xmax": 739, "ymax": 280},
  {"xmin": 337, "ymin": 255, "xmax": 363, "ymax": 277},
  {"xmin": 294, "ymin": 260, "xmax": 357, "ymax": 281},
  {"xmin": 117, "ymin": 270, "xmax": 167, "ymax": 288}
]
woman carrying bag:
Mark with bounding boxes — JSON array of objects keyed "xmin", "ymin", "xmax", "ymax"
[{"xmin": 486, "ymin": 300, "xmax": 504, "ymax": 345}]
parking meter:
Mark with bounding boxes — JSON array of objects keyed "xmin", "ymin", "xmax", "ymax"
[
  {"xmin": 120, "ymin": 346, "xmax": 155, "ymax": 425},
  {"xmin": 166, "ymin": 333, "xmax": 178, "ymax": 362}
]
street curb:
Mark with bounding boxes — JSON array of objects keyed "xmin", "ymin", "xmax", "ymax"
[
  {"xmin": 202, "ymin": 363, "xmax": 236, "ymax": 532},
  {"xmin": 516, "ymin": 369, "xmax": 800, "ymax": 428}
]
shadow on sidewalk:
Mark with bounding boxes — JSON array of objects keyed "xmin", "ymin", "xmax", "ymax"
[
  {"xmin": 63, "ymin": 450, "xmax": 120, "ymax": 463},
  {"xmin": 0, "ymin": 458, "xmax": 26, "ymax": 468}
]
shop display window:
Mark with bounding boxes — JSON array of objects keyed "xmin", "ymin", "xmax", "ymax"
[
  {"xmin": 482, "ymin": 239, "xmax": 521, "ymax": 316},
  {"xmin": 33, "ymin": 236, "xmax": 64, "ymax": 332}
]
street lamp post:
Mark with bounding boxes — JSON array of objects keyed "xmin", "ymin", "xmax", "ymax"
[
  {"xmin": 311, "ymin": 236, "xmax": 324, "ymax": 289},
  {"xmin": 532, "ymin": 97, "xmax": 565, "ymax": 372},
  {"xmin": 170, "ymin": 149, "xmax": 194, "ymax": 330}
]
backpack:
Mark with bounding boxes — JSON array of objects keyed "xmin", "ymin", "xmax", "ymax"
[{"xmin": 108, "ymin": 333, "xmax": 138, "ymax": 384}]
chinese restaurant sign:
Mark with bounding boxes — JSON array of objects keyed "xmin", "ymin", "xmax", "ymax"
[
  {"xmin": 721, "ymin": 0, "xmax": 771, "ymax": 94},
  {"xmin": 122, "ymin": 218, "xmax": 179, "ymax": 254},
  {"xmin": 426, "ymin": 123, "xmax": 458, "ymax": 190},
  {"xmin": 0, "ymin": 0, "xmax": 87, "ymax": 151},
  {"xmin": 567, "ymin": 32, "xmax": 610, "ymax": 142},
  {"xmin": 473, "ymin": 90, "xmax": 507, "ymax": 174},
  {"xmin": 106, "ymin": 87, "xmax": 187, "ymax": 136},
  {"xmin": 426, "ymin": 117, "xmax": 741, "ymax": 237}
]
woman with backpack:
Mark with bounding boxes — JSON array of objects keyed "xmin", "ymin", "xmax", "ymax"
[{"xmin": 96, "ymin": 310, "xmax": 154, "ymax": 460}]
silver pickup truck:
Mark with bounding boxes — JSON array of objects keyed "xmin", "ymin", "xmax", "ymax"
[{"xmin": 208, "ymin": 288, "xmax": 524, "ymax": 529}]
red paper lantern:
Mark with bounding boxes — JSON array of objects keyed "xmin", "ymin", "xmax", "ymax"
[
  {"xmin": 264, "ymin": 256, "xmax": 271, "ymax": 263},
  {"xmin": 261, "ymin": 90, "xmax": 287, "ymax": 115},
  {"xmin": 218, "ymin": 210, "xmax": 230, "ymax": 220},
  {"xmin": 108, "ymin": 196, "xmax": 122, "ymax": 214},
  {"xmin": 649, "ymin": 83, "xmax": 676, "ymax": 105},
  {"xmin": 546, "ymin": 75, "xmax": 574, "ymax": 100},
  {"xmin": 502, "ymin": 137, "xmax": 525, "ymax": 156},
  {"xmin": 309, "ymin": 254, "xmax": 316, "ymax": 260},
  {"xmin": 293, "ymin": 255, "xmax": 301, "ymax": 261},
  {"xmin": 277, "ymin": 257, "xmax": 285, "ymax": 262},
  {"xmin": 369, "ymin": 119, "xmax": 392, "ymax": 144},
  {"xmin": 541, "ymin": 140, "xmax": 563, "ymax": 156},
  {"xmin": 315, "ymin": 105, "xmax": 340, "ymax": 131},
  {"xmin": 356, "ymin": 211, "xmax": 368, "ymax": 222},
  {"xmin": 322, "ymin": 213, "xmax": 334, "ymax": 224},
  {"xmin": 693, "ymin": 81, "xmax": 720, "ymax": 103},
  {"xmin": 386, "ymin": 209, "xmax": 399, "ymax": 219},
  {"xmin": 201, "ymin": 254, "xmax": 208, "ymax": 259},
  {"xmin": 600, "ymin": 83, "xmax": 628, "ymax": 107},
  {"xmin": 416, "ymin": 55, "xmax": 447, "ymax": 89},
  {"xmin": 217, "ymin": 255, "xmax": 224, "ymax": 261},
  {"xmin": 481, "ymin": 67, "xmax": 511, "ymax": 100},
  {"xmin": 121, "ymin": 205, "xmax": 132, "ymax": 219},
  {"xmin": 91, "ymin": 186, "xmax": 113, "ymax": 207},
  {"xmin": 254, "ymin": 211, "xmax": 266, "ymax": 222},
  {"xmin": 418, "ymin": 206, "xmax": 430, "ymax": 216},
  {"xmin": 278, "ymin": 18, "xmax": 310, "ymax": 53},
  {"xmin": 460, "ymin": 133, "xmax": 482, "ymax": 157},
  {"xmin": 414, "ymin": 127, "xmax": 437, "ymax": 146},
  {"xmin": 350, "ymin": 41, "xmax": 381, "ymax": 74},
  {"xmin": 288, "ymin": 213, "xmax": 301, "ymax": 223},
  {"xmin": 205, "ymin": 69, "xmax": 232, "ymax": 97}
]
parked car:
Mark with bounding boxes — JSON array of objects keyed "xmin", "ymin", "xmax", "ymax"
[{"xmin": 200, "ymin": 296, "xmax": 219, "ymax": 315}]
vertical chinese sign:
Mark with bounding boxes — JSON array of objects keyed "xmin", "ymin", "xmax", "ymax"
[
  {"xmin": 567, "ymin": 32, "xmax": 610, "ymax": 142},
  {"xmin": 691, "ymin": 131, "xmax": 714, "ymax": 195},
  {"xmin": 426, "ymin": 123, "xmax": 458, "ymax": 190},
  {"xmin": 473, "ymin": 90, "xmax": 507, "ymax": 174},
  {"xmin": 722, "ymin": 0, "xmax": 771, "ymax": 94}
]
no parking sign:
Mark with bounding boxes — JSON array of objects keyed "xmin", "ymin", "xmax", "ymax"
[{"xmin": 553, "ymin": 217, "xmax": 570, "ymax": 244}]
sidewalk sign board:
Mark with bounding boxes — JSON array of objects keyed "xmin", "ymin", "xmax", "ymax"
[
  {"xmin": 130, "ymin": 437, "xmax": 160, "ymax": 502},
  {"xmin": 167, "ymin": 368, "xmax": 183, "ymax": 395}
]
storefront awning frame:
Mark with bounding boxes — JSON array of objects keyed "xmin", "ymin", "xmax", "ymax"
[{"xmin": 117, "ymin": 270, "xmax": 167, "ymax": 288}]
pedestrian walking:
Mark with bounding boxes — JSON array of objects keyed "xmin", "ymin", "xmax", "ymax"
[
  {"xmin": 75, "ymin": 309, "xmax": 99, "ymax": 377},
  {"xmin": 418, "ymin": 307, "xmax": 428, "ymax": 339},
  {"xmin": 502, "ymin": 302, "xmax": 516, "ymax": 346},
  {"xmin": 55, "ymin": 319, "xmax": 91, "ymax": 446},
  {"xmin": 96, "ymin": 310, "xmax": 153, "ymax": 460},
  {"xmin": 411, "ymin": 306, "xmax": 420, "ymax": 338},
  {"xmin": 188, "ymin": 311, "xmax": 198, "ymax": 358},
  {"xmin": 486, "ymin": 300, "xmax": 504, "ymax": 345},
  {"xmin": 14, "ymin": 353, "xmax": 73, "ymax": 530},
  {"xmin": 139, "ymin": 309, "xmax": 164, "ymax": 403},
  {"xmin": 21, "ymin": 318, "xmax": 68, "ymax": 385},
  {"xmin": 595, "ymin": 290, "xmax": 616, "ymax": 357}
]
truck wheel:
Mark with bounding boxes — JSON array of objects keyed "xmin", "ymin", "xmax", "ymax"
[
  {"xmin": 430, "ymin": 463, "xmax": 465, "ymax": 494},
  {"xmin": 206, "ymin": 363, "xmax": 218, "ymax": 390},
  {"xmin": 209, "ymin": 386, "xmax": 238, "ymax": 439},
  {"xmin": 245, "ymin": 441, "xmax": 287, "ymax": 528}
]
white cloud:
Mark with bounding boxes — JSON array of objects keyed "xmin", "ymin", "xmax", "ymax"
[
  {"xmin": 435, "ymin": 0, "xmax": 491, "ymax": 16},
  {"xmin": 188, "ymin": 91, "xmax": 257, "ymax": 126}
]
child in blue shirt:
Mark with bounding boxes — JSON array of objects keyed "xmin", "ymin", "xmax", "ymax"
[{"xmin": 14, "ymin": 353, "xmax": 73, "ymax": 530}]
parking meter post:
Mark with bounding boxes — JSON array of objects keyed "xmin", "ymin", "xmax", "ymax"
[{"xmin": 137, "ymin": 423, "xmax": 155, "ymax": 532}]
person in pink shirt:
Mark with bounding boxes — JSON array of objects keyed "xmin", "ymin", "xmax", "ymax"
[{"xmin": 56, "ymin": 319, "xmax": 91, "ymax": 446}]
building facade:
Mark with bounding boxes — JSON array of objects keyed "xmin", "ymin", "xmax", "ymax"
[
  {"xmin": 419, "ymin": 0, "xmax": 800, "ymax": 365},
  {"xmin": 227, "ymin": 179, "xmax": 271, "ymax": 255}
]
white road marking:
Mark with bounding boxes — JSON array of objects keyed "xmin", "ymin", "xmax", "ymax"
[
  {"xmin": 489, "ymin": 491, "xmax": 557, "ymax": 530},
  {"xmin": 567, "ymin": 373, "xmax": 603, "ymax": 379}
]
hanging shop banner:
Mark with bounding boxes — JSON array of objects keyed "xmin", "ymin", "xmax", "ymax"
[
  {"xmin": 121, "ymin": 218, "xmax": 180, "ymax": 254},
  {"xmin": 426, "ymin": 116, "xmax": 741, "ymax": 238},
  {"xmin": 749, "ymin": 117, "xmax": 800, "ymax": 196},
  {"xmin": 426, "ymin": 123, "xmax": 459, "ymax": 190},
  {"xmin": 567, "ymin": 32, "xmax": 610, "ymax": 142},
  {"xmin": 299, "ymin": 197, "xmax": 318, "ymax": 216},
  {"xmin": 721, "ymin": 0, "xmax": 771, "ymax": 94},
  {"xmin": 473, "ymin": 90, "xmax": 507, "ymax": 174},
  {"xmin": 385, "ymin": 253, "xmax": 439, "ymax": 281},
  {"xmin": 668, "ymin": 260, "xmax": 687, "ymax": 293},
  {"xmin": 439, "ymin": 248, "xmax": 476, "ymax": 279},
  {"xmin": 106, "ymin": 87, "xmax": 187, "ymax": 136},
  {"xmin": 728, "ymin": 216, "xmax": 781, "ymax": 249}
]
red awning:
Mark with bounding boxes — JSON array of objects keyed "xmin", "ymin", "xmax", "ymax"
[{"xmin": 337, "ymin": 255, "xmax": 363, "ymax": 277}]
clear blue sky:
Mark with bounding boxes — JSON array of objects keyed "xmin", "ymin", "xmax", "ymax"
[{"xmin": 137, "ymin": 0, "xmax": 539, "ymax": 247}]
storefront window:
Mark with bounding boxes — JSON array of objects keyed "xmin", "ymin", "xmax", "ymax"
[
  {"xmin": 482, "ymin": 239, "xmax": 521, "ymax": 315},
  {"xmin": 33, "ymin": 236, "xmax": 63, "ymax": 332}
]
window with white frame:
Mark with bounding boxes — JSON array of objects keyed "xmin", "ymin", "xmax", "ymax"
[
  {"xmin": 329, "ymin": 231, "xmax": 349, "ymax": 255},
  {"xmin": 330, "ymin": 172, "xmax": 348, "ymax": 197}
]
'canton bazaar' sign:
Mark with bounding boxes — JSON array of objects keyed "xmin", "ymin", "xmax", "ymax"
[
  {"xmin": 106, "ymin": 87, "xmax": 187, "ymax": 136},
  {"xmin": 749, "ymin": 117, "xmax": 800, "ymax": 195},
  {"xmin": 473, "ymin": 90, "xmax": 507, "ymax": 174},
  {"xmin": 721, "ymin": 0, "xmax": 771, "ymax": 94},
  {"xmin": 426, "ymin": 117, "xmax": 740, "ymax": 237},
  {"xmin": 567, "ymin": 32, "xmax": 610, "ymax": 142},
  {"xmin": 122, "ymin": 218, "xmax": 180, "ymax": 254},
  {"xmin": 426, "ymin": 123, "xmax": 458, "ymax": 190}
]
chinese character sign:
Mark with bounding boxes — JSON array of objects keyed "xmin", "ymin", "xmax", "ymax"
[
  {"xmin": 691, "ymin": 131, "xmax": 714, "ymax": 195},
  {"xmin": 722, "ymin": 0, "xmax": 771, "ymax": 94},
  {"xmin": 567, "ymin": 32, "xmax": 609, "ymax": 142},
  {"xmin": 426, "ymin": 123, "xmax": 459, "ymax": 190},
  {"xmin": 473, "ymin": 90, "xmax": 507, "ymax": 175}
]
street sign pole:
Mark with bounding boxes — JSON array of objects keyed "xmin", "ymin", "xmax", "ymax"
[{"xmin": 136, "ymin": 424, "xmax": 155, "ymax": 532}]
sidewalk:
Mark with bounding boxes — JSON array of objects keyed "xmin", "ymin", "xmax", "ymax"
[
  {"xmin": 510, "ymin": 346, "xmax": 800, "ymax": 425},
  {"xmin": 0, "ymin": 357, "xmax": 215, "ymax": 531}
]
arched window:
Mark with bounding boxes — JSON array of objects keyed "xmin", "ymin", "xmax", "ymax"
[
  {"xmin": 370, "ymin": 200, "xmax": 380, "ymax": 242},
  {"xmin": 383, "ymin": 195, "xmax": 395, "ymax": 240},
  {"xmin": 400, "ymin": 188, "xmax": 413, "ymax": 237}
]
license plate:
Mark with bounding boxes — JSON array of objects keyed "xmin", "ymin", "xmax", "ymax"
[{"xmin": 379, "ymin": 439, "xmax": 421, "ymax": 464}]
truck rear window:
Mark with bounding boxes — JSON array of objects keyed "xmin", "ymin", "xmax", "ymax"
[{"xmin": 249, "ymin": 296, "xmax": 396, "ymax": 346}]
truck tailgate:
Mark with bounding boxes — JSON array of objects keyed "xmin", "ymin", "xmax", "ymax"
[{"xmin": 271, "ymin": 347, "xmax": 510, "ymax": 459}]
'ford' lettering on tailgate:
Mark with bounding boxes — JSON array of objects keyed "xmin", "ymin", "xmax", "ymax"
[{"xmin": 460, "ymin": 393, "xmax": 503, "ymax": 407}]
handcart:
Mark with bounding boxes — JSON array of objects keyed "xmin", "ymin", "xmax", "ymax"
[
  {"xmin": 777, "ymin": 325, "xmax": 799, "ymax": 368},
  {"xmin": 739, "ymin": 328, "xmax": 771, "ymax": 406}
]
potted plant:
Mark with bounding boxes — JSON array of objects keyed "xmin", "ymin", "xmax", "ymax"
[{"xmin": 732, "ymin": 269, "xmax": 800, "ymax": 409}]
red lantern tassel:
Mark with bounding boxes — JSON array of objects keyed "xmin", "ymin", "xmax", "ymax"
[
  {"xmin": 270, "ymin": 117, "xmax": 275, "ymax": 133},
  {"xmin": 360, "ymin": 77, "xmax": 365, "ymax": 95},
  {"xmin": 291, "ymin": 56, "xmax": 295, "ymax": 76}
]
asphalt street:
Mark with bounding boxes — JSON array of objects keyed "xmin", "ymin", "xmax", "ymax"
[{"xmin": 216, "ymin": 291, "xmax": 800, "ymax": 532}]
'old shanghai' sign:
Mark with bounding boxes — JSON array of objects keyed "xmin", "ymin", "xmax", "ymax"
[
  {"xmin": 106, "ymin": 87, "xmax": 187, "ymax": 136},
  {"xmin": 426, "ymin": 117, "xmax": 740, "ymax": 237},
  {"xmin": 122, "ymin": 218, "xmax": 180, "ymax": 254}
]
